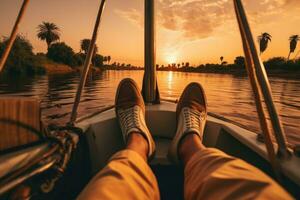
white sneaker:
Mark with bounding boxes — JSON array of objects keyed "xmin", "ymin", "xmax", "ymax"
[
  {"xmin": 115, "ymin": 79, "xmax": 155, "ymax": 158},
  {"xmin": 168, "ymin": 83, "xmax": 207, "ymax": 163}
]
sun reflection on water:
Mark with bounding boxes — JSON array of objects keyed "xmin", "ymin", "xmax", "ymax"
[{"xmin": 167, "ymin": 71, "xmax": 173, "ymax": 95}]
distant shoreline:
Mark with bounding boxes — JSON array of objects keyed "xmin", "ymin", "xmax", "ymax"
[{"xmin": 103, "ymin": 67, "xmax": 300, "ymax": 78}]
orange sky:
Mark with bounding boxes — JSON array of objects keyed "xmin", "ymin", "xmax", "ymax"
[{"xmin": 1, "ymin": 0, "xmax": 300, "ymax": 66}]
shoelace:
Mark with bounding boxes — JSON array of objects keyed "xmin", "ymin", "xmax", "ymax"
[
  {"xmin": 119, "ymin": 106, "xmax": 141, "ymax": 134},
  {"xmin": 183, "ymin": 107, "xmax": 205, "ymax": 130}
]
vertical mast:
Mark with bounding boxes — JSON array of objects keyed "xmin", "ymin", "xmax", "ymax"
[{"xmin": 143, "ymin": 0, "xmax": 159, "ymax": 103}]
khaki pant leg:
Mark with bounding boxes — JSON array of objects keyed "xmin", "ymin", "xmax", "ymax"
[
  {"xmin": 184, "ymin": 148, "xmax": 293, "ymax": 200},
  {"xmin": 78, "ymin": 150, "xmax": 160, "ymax": 200}
]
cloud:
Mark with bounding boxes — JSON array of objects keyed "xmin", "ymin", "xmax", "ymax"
[
  {"xmin": 157, "ymin": 0, "xmax": 233, "ymax": 40},
  {"xmin": 116, "ymin": 0, "xmax": 299, "ymax": 40},
  {"xmin": 115, "ymin": 8, "xmax": 143, "ymax": 28}
]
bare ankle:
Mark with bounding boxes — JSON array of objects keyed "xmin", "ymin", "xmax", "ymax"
[
  {"xmin": 127, "ymin": 133, "xmax": 149, "ymax": 161},
  {"xmin": 179, "ymin": 133, "xmax": 205, "ymax": 165}
]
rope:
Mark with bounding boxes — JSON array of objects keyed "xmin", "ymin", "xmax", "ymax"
[{"xmin": 0, "ymin": 118, "xmax": 45, "ymax": 139}]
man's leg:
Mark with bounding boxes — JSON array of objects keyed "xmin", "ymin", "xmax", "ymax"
[
  {"xmin": 179, "ymin": 134, "xmax": 292, "ymax": 200},
  {"xmin": 168, "ymin": 82, "xmax": 292, "ymax": 200},
  {"xmin": 78, "ymin": 133, "xmax": 159, "ymax": 200},
  {"xmin": 78, "ymin": 79, "xmax": 159, "ymax": 200}
]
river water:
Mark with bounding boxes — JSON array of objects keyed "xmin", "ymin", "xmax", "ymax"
[{"xmin": 0, "ymin": 70, "xmax": 299, "ymax": 146}]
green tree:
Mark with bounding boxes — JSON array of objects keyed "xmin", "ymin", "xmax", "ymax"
[
  {"xmin": 47, "ymin": 42, "xmax": 76, "ymax": 66},
  {"xmin": 220, "ymin": 56, "xmax": 227, "ymax": 65},
  {"xmin": 288, "ymin": 35, "xmax": 299, "ymax": 60},
  {"xmin": 263, "ymin": 57, "xmax": 286, "ymax": 69},
  {"xmin": 234, "ymin": 56, "xmax": 245, "ymax": 67},
  {"xmin": 80, "ymin": 39, "xmax": 99, "ymax": 66},
  {"xmin": 80, "ymin": 39, "xmax": 98, "ymax": 55},
  {"xmin": 80, "ymin": 39, "xmax": 90, "ymax": 54},
  {"xmin": 107, "ymin": 56, "xmax": 111, "ymax": 65},
  {"xmin": 258, "ymin": 32, "xmax": 272, "ymax": 55},
  {"xmin": 0, "ymin": 35, "xmax": 44, "ymax": 74},
  {"xmin": 73, "ymin": 53, "xmax": 85, "ymax": 66},
  {"xmin": 37, "ymin": 22, "xmax": 60, "ymax": 50},
  {"xmin": 93, "ymin": 54, "xmax": 103, "ymax": 67},
  {"xmin": 0, "ymin": 35, "xmax": 45, "ymax": 74},
  {"xmin": 103, "ymin": 56, "xmax": 109, "ymax": 65}
]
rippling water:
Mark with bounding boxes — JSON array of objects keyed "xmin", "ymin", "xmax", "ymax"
[{"xmin": 0, "ymin": 70, "xmax": 299, "ymax": 146}]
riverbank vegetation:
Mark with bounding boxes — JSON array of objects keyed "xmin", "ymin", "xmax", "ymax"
[
  {"xmin": 156, "ymin": 56, "xmax": 300, "ymax": 74},
  {"xmin": 113, "ymin": 32, "xmax": 300, "ymax": 74},
  {"xmin": 0, "ymin": 35, "xmax": 45, "ymax": 74},
  {"xmin": 0, "ymin": 22, "xmax": 299, "ymax": 75},
  {"xmin": 0, "ymin": 21, "xmax": 111, "ymax": 75}
]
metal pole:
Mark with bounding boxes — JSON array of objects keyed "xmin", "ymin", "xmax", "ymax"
[
  {"xmin": 70, "ymin": 0, "xmax": 106, "ymax": 124},
  {"xmin": 234, "ymin": 0, "xmax": 290, "ymax": 158},
  {"xmin": 143, "ymin": 0, "xmax": 157, "ymax": 103},
  {"xmin": 0, "ymin": 158, "xmax": 56, "ymax": 195},
  {"xmin": 0, "ymin": 0, "xmax": 30, "ymax": 72},
  {"xmin": 234, "ymin": 1, "xmax": 281, "ymax": 179}
]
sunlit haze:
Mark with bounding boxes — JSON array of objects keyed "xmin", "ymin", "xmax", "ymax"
[{"xmin": 1, "ymin": 0, "xmax": 300, "ymax": 66}]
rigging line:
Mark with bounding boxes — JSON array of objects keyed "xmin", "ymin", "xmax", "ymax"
[
  {"xmin": 0, "ymin": 118, "xmax": 45, "ymax": 139},
  {"xmin": 0, "ymin": 0, "xmax": 30, "ymax": 72},
  {"xmin": 233, "ymin": 0, "xmax": 290, "ymax": 158},
  {"xmin": 233, "ymin": 1, "xmax": 281, "ymax": 180},
  {"xmin": 69, "ymin": 0, "xmax": 107, "ymax": 124}
]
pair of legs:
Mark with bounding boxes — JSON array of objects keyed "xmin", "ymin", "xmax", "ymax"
[
  {"xmin": 127, "ymin": 132, "xmax": 201, "ymax": 167},
  {"xmin": 78, "ymin": 79, "xmax": 292, "ymax": 200}
]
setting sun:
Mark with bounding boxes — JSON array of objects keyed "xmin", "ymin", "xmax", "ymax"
[{"xmin": 165, "ymin": 53, "xmax": 178, "ymax": 64}]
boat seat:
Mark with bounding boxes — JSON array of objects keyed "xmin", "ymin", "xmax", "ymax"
[{"xmin": 0, "ymin": 97, "xmax": 41, "ymax": 151}]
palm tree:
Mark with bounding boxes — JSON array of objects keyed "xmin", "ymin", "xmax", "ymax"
[
  {"xmin": 220, "ymin": 56, "xmax": 224, "ymax": 64},
  {"xmin": 37, "ymin": 22, "xmax": 60, "ymax": 50},
  {"xmin": 288, "ymin": 35, "xmax": 299, "ymax": 60},
  {"xmin": 258, "ymin": 32, "xmax": 272, "ymax": 55},
  {"xmin": 107, "ymin": 56, "xmax": 111, "ymax": 65},
  {"xmin": 103, "ymin": 56, "xmax": 107, "ymax": 64}
]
